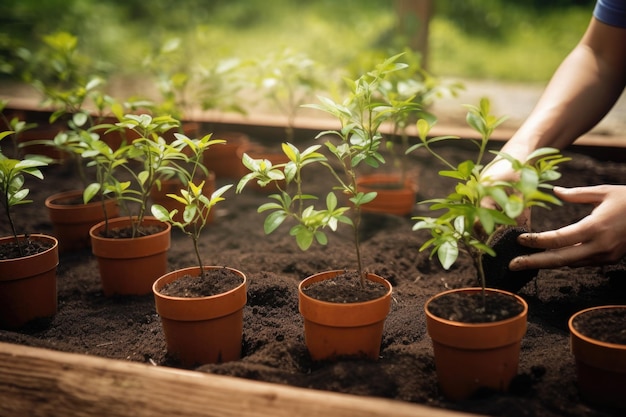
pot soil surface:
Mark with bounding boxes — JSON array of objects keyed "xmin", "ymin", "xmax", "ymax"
[{"xmin": 1, "ymin": 141, "xmax": 625, "ymax": 417}]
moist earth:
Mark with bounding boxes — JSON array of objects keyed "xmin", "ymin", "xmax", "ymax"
[{"xmin": 1, "ymin": 138, "xmax": 625, "ymax": 417}]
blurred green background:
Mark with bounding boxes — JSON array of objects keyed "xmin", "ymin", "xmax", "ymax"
[{"xmin": 0, "ymin": 0, "xmax": 594, "ymax": 85}]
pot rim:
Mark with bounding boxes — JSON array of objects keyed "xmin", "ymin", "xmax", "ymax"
[
  {"xmin": 569, "ymin": 305, "xmax": 626, "ymax": 350},
  {"xmin": 89, "ymin": 216, "xmax": 170, "ymax": 241},
  {"xmin": 0, "ymin": 234, "xmax": 59, "ymax": 262},
  {"xmin": 356, "ymin": 173, "xmax": 418, "ymax": 192},
  {"xmin": 45, "ymin": 189, "xmax": 116, "ymax": 209},
  {"xmin": 424, "ymin": 287, "xmax": 529, "ymax": 328},
  {"xmin": 0, "ymin": 234, "xmax": 59, "ymax": 280},
  {"xmin": 298, "ymin": 269, "xmax": 393, "ymax": 307},
  {"xmin": 153, "ymin": 265, "xmax": 247, "ymax": 302}
]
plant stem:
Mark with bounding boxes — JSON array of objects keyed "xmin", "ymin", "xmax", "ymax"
[
  {"xmin": 192, "ymin": 235, "xmax": 203, "ymax": 275},
  {"xmin": 3, "ymin": 195, "xmax": 23, "ymax": 256},
  {"xmin": 352, "ymin": 205, "xmax": 365, "ymax": 287}
]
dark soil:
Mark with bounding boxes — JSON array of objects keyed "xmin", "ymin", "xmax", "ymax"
[
  {"xmin": 1, "ymin": 137, "xmax": 625, "ymax": 417},
  {"xmin": 96, "ymin": 224, "xmax": 166, "ymax": 239},
  {"xmin": 571, "ymin": 307, "xmax": 626, "ymax": 345},
  {"xmin": 160, "ymin": 267, "xmax": 244, "ymax": 298},
  {"xmin": 0, "ymin": 236, "xmax": 53, "ymax": 259},
  {"xmin": 302, "ymin": 271, "xmax": 390, "ymax": 303},
  {"xmin": 426, "ymin": 291, "xmax": 525, "ymax": 323},
  {"xmin": 482, "ymin": 227, "xmax": 543, "ymax": 293}
]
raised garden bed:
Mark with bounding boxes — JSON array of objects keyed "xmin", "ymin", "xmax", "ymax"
[{"xmin": 0, "ymin": 118, "xmax": 624, "ymax": 417}]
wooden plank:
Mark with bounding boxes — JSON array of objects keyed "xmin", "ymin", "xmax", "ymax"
[{"xmin": 0, "ymin": 342, "xmax": 481, "ymax": 417}]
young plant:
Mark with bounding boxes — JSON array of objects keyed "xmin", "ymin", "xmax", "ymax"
[
  {"xmin": 151, "ymin": 181, "xmax": 232, "ymax": 273},
  {"xmin": 150, "ymin": 131, "xmax": 230, "ymax": 271},
  {"xmin": 16, "ymin": 31, "xmax": 110, "ymax": 124},
  {"xmin": 142, "ymin": 37, "xmax": 193, "ymax": 120},
  {"xmin": 238, "ymin": 142, "xmax": 349, "ymax": 252},
  {"xmin": 0, "ymin": 128, "xmax": 48, "ymax": 255},
  {"xmin": 252, "ymin": 49, "xmax": 326, "ymax": 141},
  {"xmin": 408, "ymin": 98, "xmax": 570, "ymax": 300},
  {"xmin": 239, "ymin": 54, "xmax": 415, "ymax": 288},
  {"xmin": 86, "ymin": 113, "xmax": 208, "ymax": 238},
  {"xmin": 0, "ymin": 99, "xmax": 37, "ymax": 159},
  {"xmin": 375, "ymin": 49, "xmax": 463, "ymax": 184}
]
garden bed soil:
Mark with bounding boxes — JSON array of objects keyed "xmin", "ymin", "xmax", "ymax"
[{"xmin": 1, "ymin": 139, "xmax": 625, "ymax": 417}]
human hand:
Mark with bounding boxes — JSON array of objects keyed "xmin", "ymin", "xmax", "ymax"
[{"xmin": 509, "ymin": 185, "xmax": 626, "ymax": 270}]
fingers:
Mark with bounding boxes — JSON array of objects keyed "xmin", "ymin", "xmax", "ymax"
[
  {"xmin": 509, "ymin": 243, "xmax": 594, "ymax": 271},
  {"xmin": 553, "ymin": 185, "xmax": 608, "ymax": 205},
  {"xmin": 516, "ymin": 220, "xmax": 590, "ymax": 250}
]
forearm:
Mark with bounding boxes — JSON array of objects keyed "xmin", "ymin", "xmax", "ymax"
[{"xmin": 502, "ymin": 18, "xmax": 626, "ymax": 160}]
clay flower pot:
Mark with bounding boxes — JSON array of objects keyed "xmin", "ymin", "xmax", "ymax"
[
  {"xmin": 150, "ymin": 172, "xmax": 216, "ymax": 225},
  {"xmin": 298, "ymin": 270, "xmax": 393, "ymax": 361},
  {"xmin": 45, "ymin": 190, "xmax": 119, "ymax": 253},
  {"xmin": 569, "ymin": 305, "xmax": 626, "ymax": 410},
  {"xmin": 0, "ymin": 234, "xmax": 58, "ymax": 329},
  {"xmin": 153, "ymin": 266, "xmax": 247, "ymax": 366},
  {"xmin": 356, "ymin": 173, "xmax": 417, "ymax": 216},
  {"xmin": 89, "ymin": 216, "xmax": 171, "ymax": 296},
  {"xmin": 424, "ymin": 287, "xmax": 528, "ymax": 401},
  {"xmin": 203, "ymin": 131, "xmax": 250, "ymax": 179}
]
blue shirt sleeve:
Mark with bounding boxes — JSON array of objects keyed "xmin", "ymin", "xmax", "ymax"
[{"xmin": 594, "ymin": 0, "xmax": 626, "ymax": 28}]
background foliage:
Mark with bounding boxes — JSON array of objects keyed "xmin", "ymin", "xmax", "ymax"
[{"xmin": 0, "ymin": 0, "xmax": 594, "ymax": 85}]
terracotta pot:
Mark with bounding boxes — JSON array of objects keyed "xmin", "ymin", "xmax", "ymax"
[
  {"xmin": 89, "ymin": 216, "xmax": 171, "ymax": 296},
  {"xmin": 150, "ymin": 172, "xmax": 217, "ymax": 225},
  {"xmin": 424, "ymin": 287, "xmax": 528, "ymax": 401},
  {"xmin": 45, "ymin": 190, "xmax": 119, "ymax": 253},
  {"xmin": 569, "ymin": 305, "xmax": 626, "ymax": 410},
  {"xmin": 0, "ymin": 234, "xmax": 58, "ymax": 329},
  {"xmin": 153, "ymin": 266, "xmax": 247, "ymax": 366},
  {"xmin": 356, "ymin": 174, "xmax": 417, "ymax": 216},
  {"xmin": 298, "ymin": 270, "xmax": 393, "ymax": 361},
  {"xmin": 203, "ymin": 131, "xmax": 250, "ymax": 179}
]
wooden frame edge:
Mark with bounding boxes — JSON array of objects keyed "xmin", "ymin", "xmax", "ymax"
[{"xmin": 0, "ymin": 342, "xmax": 482, "ymax": 417}]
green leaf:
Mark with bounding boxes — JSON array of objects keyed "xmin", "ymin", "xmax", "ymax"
[
  {"xmin": 83, "ymin": 183, "xmax": 101, "ymax": 203},
  {"xmin": 294, "ymin": 226, "xmax": 314, "ymax": 251},
  {"xmin": 0, "ymin": 131, "xmax": 14, "ymax": 141},
  {"xmin": 138, "ymin": 170, "xmax": 149, "ymax": 185},
  {"xmin": 263, "ymin": 211, "xmax": 287, "ymax": 234},
  {"xmin": 438, "ymin": 240, "xmax": 459, "ymax": 270},
  {"xmin": 150, "ymin": 204, "xmax": 170, "ymax": 221}
]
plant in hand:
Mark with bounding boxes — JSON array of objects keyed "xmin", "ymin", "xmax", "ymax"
[{"xmin": 409, "ymin": 98, "xmax": 570, "ymax": 304}]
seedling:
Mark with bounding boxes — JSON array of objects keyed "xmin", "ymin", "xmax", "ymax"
[
  {"xmin": 152, "ymin": 180, "xmax": 232, "ymax": 273},
  {"xmin": 150, "ymin": 131, "xmax": 230, "ymax": 271},
  {"xmin": 85, "ymin": 114, "xmax": 211, "ymax": 238},
  {"xmin": 0, "ymin": 128, "xmax": 48, "ymax": 255},
  {"xmin": 409, "ymin": 98, "xmax": 570, "ymax": 301},
  {"xmin": 239, "ymin": 54, "xmax": 415, "ymax": 288}
]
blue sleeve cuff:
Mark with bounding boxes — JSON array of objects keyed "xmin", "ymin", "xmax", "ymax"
[{"xmin": 594, "ymin": 0, "xmax": 626, "ymax": 28}]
